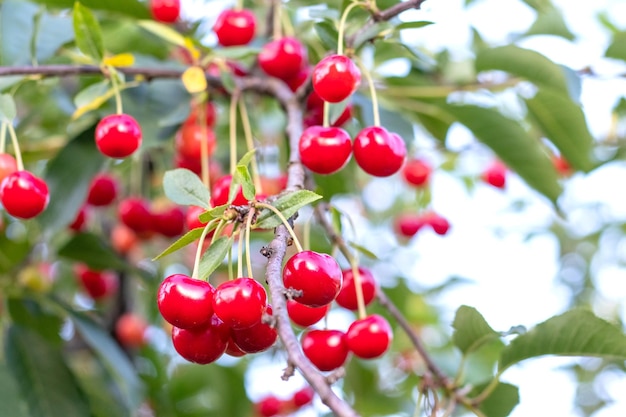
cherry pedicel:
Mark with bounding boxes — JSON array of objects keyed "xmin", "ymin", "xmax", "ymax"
[
  {"xmin": 345, "ymin": 314, "xmax": 393, "ymax": 359},
  {"xmin": 299, "ymin": 126, "xmax": 352, "ymax": 175},
  {"xmin": 157, "ymin": 274, "xmax": 216, "ymax": 329},
  {"xmin": 118, "ymin": 197, "xmax": 153, "ymax": 234},
  {"xmin": 0, "ymin": 170, "xmax": 50, "ymax": 219},
  {"xmin": 258, "ymin": 37, "xmax": 307, "ymax": 81},
  {"xmin": 335, "ymin": 267, "xmax": 377, "ymax": 311},
  {"xmin": 402, "ymin": 158, "xmax": 432, "ymax": 187},
  {"xmin": 230, "ymin": 305, "xmax": 278, "ymax": 353},
  {"xmin": 353, "ymin": 127, "xmax": 406, "ymax": 177},
  {"xmin": 87, "ymin": 173, "xmax": 118, "ymax": 206},
  {"xmin": 0, "ymin": 153, "xmax": 17, "ymax": 184},
  {"xmin": 287, "ymin": 300, "xmax": 330, "ymax": 328},
  {"xmin": 282, "ymin": 250, "xmax": 343, "ymax": 307},
  {"xmin": 312, "ymin": 54, "xmax": 361, "ymax": 103},
  {"xmin": 171, "ymin": 314, "xmax": 230, "ymax": 364},
  {"xmin": 214, "ymin": 8, "xmax": 256, "ymax": 47},
  {"xmin": 95, "ymin": 114, "xmax": 142, "ymax": 159},
  {"xmin": 301, "ymin": 329, "xmax": 349, "ymax": 372},
  {"xmin": 481, "ymin": 161, "xmax": 507, "ymax": 189},
  {"xmin": 212, "ymin": 277, "xmax": 268, "ymax": 330},
  {"xmin": 150, "ymin": 0, "xmax": 180, "ymax": 23}
]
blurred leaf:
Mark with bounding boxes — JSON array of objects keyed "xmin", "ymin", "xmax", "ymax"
[
  {"xmin": 348, "ymin": 241, "xmax": 379, "ymax": 260},
  {"xmin": 0, "ymin": 233, "xmax": 30, "ymax": 274},
  {"xmin": 353, "ymin": 21, "xmax": 393, "ymax": 50},
  {"xmin": 0, "ymin": 363, "xmax": 28, "ymax": 417},
  {"xmin": 29, "ymin": 0, "xmax": 149, "ymax": 18},
  {"xmin": 72, "ymin": 80, "xmax": 113, "ymax": 119},
  {"xmin": 605, "ymin": 31, "xmax": 626, "ymax": 62},
  {"xmin": 35, "ymin": 12, "xmax": 74, "ymax": 63},
  {"xmin": 5, "ymin": 325, "xmax": 91, "ymax": 417},
  {"xmin": 525, "ymin": 89, "xmax": 594, "ymax": 172},
  {"xmin": 395, "ymin": 21, "xmax": 434, "ymax": 30},
  {"xmin": 471, "ymin": 382, "xmax": 520, "ymax": 417},
  {"xmin": 453, "ymin": 305, "xmax": 500, "ymax": 355},
  {"xmin": 255, "ymin": 190, "xmax": 323, "ymax": 229},
  {"xmin": 0, "ymin": 93, "xmax": 17, "ymax": 122},
  {"xmin": 448, "ymin": 105, "xmax": 562, "ymax": 204},
  {"xmin": 234, "ymin": 165, "xmax": 255, "ymax": 201},
  {"xmin": 314, "ymin": 20, "xmax": 338, "ymax": 51},
  {"xmin": 198, "ymin": 236, "xmax": 233, "ymax": 281},
  {"xmin": 102, "ymin": 52, "xmax": 135, "ymax": 67},
  {"xmin": 344, "ymin": 359, "xmax": 405, "ymax": 415},
  {"xmin": 58, "ymin": 232, "xmax": 127, "ymax": 271},
  {"xmin": 0, "ymin": 1, "xmax": 37, "ymax": 66},
  {"xmin": 213, "ymin": 46, "xmax": 260, "ymax": 60},
  {"xmin": 163, "ymin": 168, "xmax": 211, "ymax": 209},
  {"xmin": 74, "ymin": 365, "xmax": 131, "ymax": 417},
  {"xmin": 521, "ymin": 0, "xmax": 552, "ymax": 12},
  {"xmin": 7, "ymin": 297, "xmax": 63, "ymax": 344},
  {"xmin": 182, "ymin": 66, "xmax": 207, "ymax": 94},
  {"xmin": 138, "ymin": 20, "xmax": 187, "ymax": 48},
  {"xmin": 73, "ymin": 2, "xmax": 105, "ymax": 62},
  {"xmin": 475, "ymin": 45, "xmax": 569, "ymax": 95},
  {"xmin": 524, "ymin": 8, "xmax": 575, "ymax": 40},
  {"xmin": 499, "ymin": 309, "xmax": 626, "ymax": 371},
  {"xmin": 330, "ymin": 206, "xmax": 343, "ymax": 235},
  {"xmin": 39, "ymin": 125, "xmax": 106, "ymax": 233},
  {"xmin": 153, "ymin": 227, "xmax": 206, "ymax": 261}
]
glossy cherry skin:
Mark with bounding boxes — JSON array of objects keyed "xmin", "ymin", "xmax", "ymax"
[
  {"xmin": 171, "ymin": 315, "xmax": 230, "ymax": 364},
  {"xmin": 185, "ymin": 205, "xmax": 207, "ymax": 230},
  {"xmin": 225, "ymin": 338, "xmax": 247, "ymax": 357},
  {"xmin": 335, "ymin": 267, "xmax": 377, "ymax": 311},
  {"xmin": 214, "ymin": 9, "xmax": 256, "ymax": 46},
  {"xmin": 299, "ymin": 126, "xmax": 352, "ymax": 175},
  {"xmin": 0, "ymin": 171, "xmax": 49, "ymax": 219},
  {"xmin": 283, "ymin": 250, "xmax": 343, "ymax": 307},
  {"xmin": 258, "ymin": 37, "xmax": 307, "ymax": 81},
  {"xmin": 118, "ymin": 197, "xmax": 153, "ymax": 234},
  {"xmin": 230, "ymin": 306, "xmax": 277, "ymax": 353},
  {"xmin": 0, "ymin": 153, "xmax": 17, "ymax": 184},
  {"xmin": 76, "ymin": 265, "xmax": 119, "ymax": 300},
  {"xmin": 150, "ymin": 0, "xmax": 180, "ymax": 23},
  {"xmin": 481, "ymin": 161, "xmax": 507, "ymax": 189},
  {"xmin": 301, "ymin": 329, "xmax": 349, "ymax": 371},
  {"xmin": 425, "ymin": 213, "xmax": 450, "ymax": 235},
  {"xmin": 212, "ymin": 277, "xmax": 268, "ymax": 330},
  {"xmin": 402, "ymin": 158, "xmax": 431, "ymax": 187},
  {"xmin": 353, "ymin": 127, "xmax": 406, "ymax": 177},
  {"xmin": 175, "ymin": 123, "xmax": 216, "ymax": 160},
  {"xmin": 152, "ymin": 206, "xmax": 185, "ymax": 237},
  {"xmin": 95, "ymin": 114, "xmax": 142, "ymax": 159},
  {"xmin": 211, "ymin": 174, "xmax": 248, "ymax": 207},
  {"xmin": 115, "ymin": 313, "xmax": 148, "ymax": 348},
  {"xmin": 345, "ymin": 314, "xmax": 393, "ymax": 359},
  {"xmin": 287, "ymin": 300, "xmax": 330, "ymax": 328},
  {"xmin": 157, "ymin": 274, "xmax": 216, "ymax": 329},
  {"xmin": 86, "ymin": 173, "xmax": 118, "ymax": 206},
  {"xmin": 394, "ymin": 214, "xmax": 426, "ymax": 238},
  {"xmin": 312, "ymin": 54, "xmax": 361, "ymax": 103}
]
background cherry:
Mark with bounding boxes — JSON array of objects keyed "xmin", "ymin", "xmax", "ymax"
[
  {"xmin": 115, "ymin": 313, "xmax": 149, "ymax": 348},
  {"xmin": 152, "ymin": 206, "xmax": 185, "ymax": 237},
  {"xmin": 425, "ymin": 212, "xmax": 451, "ymax": 236},
  {"xmin": 157, "ymin": 274, "xmax": 215, "ymax": 329},
  {"xmin": 0, "ymin": 170, "xmax": 50, "ymax": 219},
  {"xmin": 256, "ymin": 396, "xmax": 283, "ymax": 417},
  {"xmin": 118, "ymin": 197, "xmax": 153, "ymax": 234},
  {"xmin": 301, "ymin": 329, "xmax": 349, "ymax": 372},
  {"xmin": 335, "ymin": 267, "xmax": 377, "ymax": 311},
  {"xmin": 282, "ymin": 250, "xmax": 343, "ymax": 307},
  {"xmin": 402, "ymin": 158, "xmax": 432, "ymax": 187},
  {"xmin": 87, "ymin": 173, "xmax": 118, "ymax": 206},
  {"xmin": 292, "ymin": 387, "xmax": 315, "ymax": 407},
  {"xmin": 214, "ymin": 9, "xmax": 256, "ymax": 46},
  {"xmin": 175, "ymin": 123, "xmax": 216, "ymax": 160},
  {"xmin": 212, "ymin": 277, "xmax": 267, "ymax": 330},
  {"xmin": 287, "ymin": 300, "xmax": 330, "ymax": 328},
  {"xmin": 299, "ymin": 126, "xmax": 352, "ymax": 175},
  {"xmin": 76, "ymin": 265, "xmax": 119, "ymax": 300},
  {"xmin": 394, "ymin": 214, "xmax": 426, "ymax": 238},
  {"xmin": 345, "ymin": 314, "xmax": 393, "ymax": 359},
  {"xmin": 258, "ymin": 37, "xmax": 307, "ymax": 81},
  {"xmin": 482, "ymin": 161, "xmax": 507, "ymax": 189},
  {"xmin": 353, "ymin": 127, "xmax": 406, "ymax": 177},
  {"xmin": 150, "ymin": 0, "xmax": 180, "ymax": 23},
  {"xmin": 69, "ymin": 205, "xmax": 89, "ymax": 232},
  {"xmin": 95, "ymin": 114, "xmax": 142, "ymax": 159},
  {"xmin": 312, "ymin": 54, "xmax": 361, "ymax": 103}
]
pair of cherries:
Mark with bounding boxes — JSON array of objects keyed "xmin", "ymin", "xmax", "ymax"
[{"xmin": 395, "ymin": 211, "xmax": 451, "ymax": 238}]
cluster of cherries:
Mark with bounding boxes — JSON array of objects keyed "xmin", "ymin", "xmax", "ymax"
[
  {"xmin": 255, "ymin": 386, "xmax": 315, "ymax": 417},
  {"xmin": 0, "ymin": 153, "xmax": 50, "ymax": 220}
]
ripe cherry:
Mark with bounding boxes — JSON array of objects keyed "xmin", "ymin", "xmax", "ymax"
[
  {"xmin": 230, "ymin": 306, "xmax": 277, "ymax": 353},
  {"xmin": 425, "ymin": 212, "xmax": 450, "ymax": 236},
  {"xmin": 186, "ymin": 205, "xmax": 207, "ymax": 230},
  {"xmin": 304, "ymin": 103, "xmax": 353, "ymax": 128},
  {"xmin": 282, "ymin": 250, "xmax": 343, "ymax": 307},
  {"xmin": 225, "ymin": 338, "xmax": 247, "ymax": 357},
  {"xmin": 0, "ymin": 171, "xmax": 49, "ymax": 219},
  {"xmin": 256, "ymin": 396, "xmax": 283, "ymax": 417},
  {"xmin": 212, "ymin": 277, "xmax": 268, "ymax": 330},
  {"xmin": 553, "ymin": 154, "xmax": 572, "ymax": 176},
  {"xmin": 211, "ymin": 174, "xmax": 248, "ymax": 207},
  {"xmin": 152, "ymin": 206, "xmax": 185, "ymax": 237},
  {"xmin": 87, "ymin": 173, "xmax": 118, "ymax": 206},
  {"xmin": 292, "ymin": 386, "xmax": 315, "ymax": 407},
  {"xmin": 285, "ymin": 66, "xmax": 310, "ymax": 92},
  {"xmin": 150, "ymin": 0, "xmax": 180, "ymax": 23},
  {"xmin": 214, "ymin": 9, "xmax": 256, "ymax": 47},
  {"xmin": 95, "ymin": 114, "xmax": 142, "ymax": 159},
  {"xmin": 353, "ymin": 127, "xmax": 406, "ymax": 177},
  {"xmin": 0, "ymin": 153, "xmax": 17, "ymax": 184},
  {"xmin": 115, "ymin": 313, "xmax": 149, "ymax": 348},
  {"xmin": 69, "ymin": 205, "xmax": 89, "ymax": 232},
  {"xmin": 118, "ymin": 197, "xmax": 153, "ymax": 234},
  {"xmin": 175, "ymin": 123, "xmax": 216, "ymax": 160},
  {"xmin": 76, "ymin": 265, "xmax": 119, "ymax": 300},
  {"xmin": 345, "ymin": 314, "xmax": 393, "ymax": 359},
  {"xmin": 335, "ymin": 267, "xmax": 377, "ymax": 311},
  {"xmin": 258, "ymin": 37, "xmax": 307, "ymax": 81},
  {"xmin": 184, "ymin": 101, "xmax": 216, "ymax": 128},
  {"xmin": 299, "ymin": 126, "xmax": 352, "ymax": 175},
  {"xmin": 171, "ymin": 314, "xmax": 230, "ymax": 364},
  {"xmin": 312, "ymin": 54, "xmax": 361, "ymax": 103},
  {"xmin": 394, "ymin": 214, "xmax": 426, "ymax": 238},
  {"xmin": 287, "ymin": 300, "xmax": 330, "ymax": 328},
  {"xmin": 402, "ymin": 158, "xmax": 431, "ymax": 187},
  {"xmin": 111, "ymin": 224, "xmax": 139, "ymax": 255},
  {"xmin": 301, "ymin": 329, "xmax": 349, "ymax": 372},
  {"xmin": 157, "ymin": 274, "xmax": 216, "ymax": 329},
  {"xmin": 481, "ymin": 161, "xmax": 507, "ymax": 189}
]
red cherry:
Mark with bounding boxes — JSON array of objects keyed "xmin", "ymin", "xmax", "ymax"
[
  {"xmin": 152, "ymin": 206, "xmax": 185, "ymax": 237},
  {"xmin": 95, "ymin": 114, "xmax": 142, "ymax": 159},
  {"xmin": 184, "ymin": 101, "xmax": 217, "ymax": 128},
  {"xmin": 312, "ymin": 54, "xmax": 361, "ymax": 103},
  {"xmin": 299, "ymin": 126, "xmax": 352, "ymax": 175},
  {"xmin": 87, "ymin": 173, "xmax": 119, "ymax": 206},
  {"xmin": 335, "ymin": 267, "xmax": 377, "ymax": 311},
  {"xmin": 157, "ymin": 274, "xmax": 216, "ymax": 329},
  {"xmin": 285, "ymin": 66, "xmax": 310, "ymax": 92},
  {"xmin": 76, "ymin": 265, "xmax": 119, "ymax": 300},
  {"xmin": 301, "ymin": 329, "xmax": 349, "ymax": 371},
  {"xmin": 282, "ymin": 250, "xmax": 343, "ymax": 307},
  {"xmin": 481, "ymin": 161, "xmax": 507, "ymax": 189},
  {"xmin": 225, "ymin": 338, "xmax": 247, "ymax": 357},
  {"xmin": 287, "ymin": 300, "xmax": 330, "ymax": 328},
  {"xmin": 115, "ymin": 313, "xmax": 148, "ymax": 348},
  {"xmin": 111, "ymin": 224, "xmax": 139, "ymax": 255},
  {"xmin": 402, "ymin": 158, "xmax": 431, "ymax": 187},
  {"xmin": 69, "ymin": 205, "xmax": 89, "ymax": 232},
  {"xmin": 185, "ymin": 205, "xmax": 207, "ymax": 230},
  {"xmin": 553, "ymin": 155, "xmax": 572, "ymax": 176},
  {"xmin": 304, "ymin": 103, "xmax": 353, "ymax": 128},
  {"xmin": 230, "ymin": 305, "xmax": 277, "ymax": 353},
  {"xmin": 292, "ymin": 386, "xmax": 315, "ymax": 407},
  {"xmin": 171, "ymin": 315, "xmax": 230, "ymax": 364},
  {"xmin": 211, "ymin": 174, "xmax": 248, "ymax": 207},
  {"xmin": 353, "ymin": 127, "xmax": 406, "ymax": 177},
  {"xmin": 214, "ymin": 9, "xmax": 256, "ymax": 47},
  {"xmin": 0, "ymin": 153, "xmax": 17, "ymax": 184},
  {"xmin": 256, "ymin": 396, "xmax": 283, "ymax": 417},
  {"xmin": 425, "ymin": 213, "xmax": 450, "ymax": 235},
  {"xmin": 212, "ymin": 277, "xmax": 268, "ymax": 330},
  {"xmin": 258, "ymin": 37, "xmax": 307, "ymax": 81},
  {"xmin": 150, "ymin": 0, "xmax": 180, "ymax": 23},
  {"xmin": 345, "ymin": 314, "xmax": 393, "ymax": 359},
  {"xmin": 394, "ymin": 214, "xmax": 426, "ymax": 238},
  {"xmin": 0, "ymin": 171, "xmax": 49, "ymax": 219},
  {"xmin": 175, "ymin": 124, "xmax": 217, "ymax": 161},
  {"xmin": 118, "ymin": 197, "xmax": 153, "ymax": 234}
]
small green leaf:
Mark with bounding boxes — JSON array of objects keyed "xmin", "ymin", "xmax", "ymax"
[
  {"xmin": 73, "ymin": 2, "xmax": 105, "ymax": 62},
  {"xmin": 255, "ymin": 190, "xmax": 323, "ymax": 229},
  {"xmin": 137, "ymin": 20, "xmax": 186, "ymax": 47},
  {"xmin": 471, "ymin": 382, "xmax": 520, "ymax": 417},
  {"xmin": 235, "ymin": 165, "xmax": 255, "ymax": 201},
  {"xmin": 314, "ymin": 20, "xmax": 338, "ymax": 51},
  {"xmin": 348, "ymin": 241, "xmax": 378, "ymax": 260},
  {"xmin": 199, "ymin": 205, "xmax": 228, "ymax": 223},
  {"xmin": 605, "ymin": 31, "xmax": 626, "ymax": 62},
  {"xmin": 237, "ymin": 148, "xmax": 257, "ymax": 168},
  {"xmin": 0, "ymin": 93, "xmax": 17, "ymax": 123},
  {"xmin": 73, "ymin": 80, "xmax": 111, "ymax": 118},
  {"xmin": 152, "ymin": 227, "xmax": 206, "ymax": 261},
  {"xmin": 197, "ymin": 236, "xmax": 233, "ymax": 280},
  {"xmin": 58, "ymin": 232, "xmax": 127, "ymax": 271},
  {"xmin": 163, "ymin": 168, "xmax": 211, "ymax": 209},
  {"xmin": 395, "ymin": 21, "xmax": 434, "ymax": 30},
  {"xmin": 499, "ymin": 309, "xmax": 626, "ymax": 372},
  {"xmin": 452, "ymin": 305, "xmax": 500, "ymax": 355}
]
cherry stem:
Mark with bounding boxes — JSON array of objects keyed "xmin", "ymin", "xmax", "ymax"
[
  {"xmin": 322, "ymin": 101, "xmax": 330, "ymax": 128},
  {"xmin": 272, "ymin": 0, "xmax": 283, "ymax": 40},
  {"xmin": 255, "ymin": 202, "xmax": 303, "ymax": 252},
  {"xmin": 235, "ymin": 0, "xmax": 243, "ymax": 11},
  {"xmin": 229, "ymin": 91, "xmax": 240, "ymax": 175},
  {"xmin": 237, "ymin": 223, "xmax": 244, "ymax": 278},
  {"xmin": 108, "ymin": 67, "xmax": 124, "ymax": 115},
  {"xmin": 337, "ymin": 2, "xmax": 362, "ymax": 56},
  {"xmin": 238, "ymin": 98, "xmax": 262, "ymax": 193},
  {"xmin": 357, "ymin": 59, "xmax": 381, "ymax": 127},
  {"xmin": 228, "ymin": 245, "xmax": 234, "ymax": 281},
  {"xmin": 349, "ymin": 256, "xmax": 367, "ymax": 320},
  {"xmin": 6, "ymin": 123, "xmax": 24, "ymax": 171},
  {"xmin": 198, "ymin": 95, "xmax": 211, "ymax": 189},
  {"xmin": 191, "ymin": 218, "xmax": 220, "ymax": 280},
  {"xmin": 245, "ymin": 207, "xmax": 255, "ymax": 278},
  {"xmin": 0, "ymin": 123, "xmax": 7, "ymax": 154}
]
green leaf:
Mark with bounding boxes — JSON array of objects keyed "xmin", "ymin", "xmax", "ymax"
[
  {"xmin": 34, "ymin": 11, "xmax": 75, "ymax": 63},
  {"xmin": 353, "ymin": 21, "xmax": 393, "ymax": 50},
  {"xmin": 153, "ymin": 227, "xmax": 206, "ymax": 261},
  {"xmin": 0, "ymin": 362, "xmax": 28, "ymax": 417},
  {"xmin": 7, "ymin": 297, "xmax": 63, "ymax": 344},
  {"xmin": 163, "ymin": 168, "xmax": 211, "ymax": 209},
  {"xmin": 452, "ymin": 305, "xmax": 500, "ymax": 355},
  {"xmin": 499, "ymin": 309, "xmax": 626, "ymax": 372},
  {"xmin": 73, "ymin": 2, "xmax": 105, "ymax": 62},
  {"xmin": 5, "ymin": 325, "xmax": 91, "ymax": 417},
  {"xmin": 58, "ymin": 232, "xmax": 127, "ymax": 271},
  {"xmin": 199, "ymin": 205, "xmax": 228, "ymax": 223},
  {"xmin": 348, "ymin": 241, "xmax": 379, "ymax": 260},
  {"xmin": 475, "ymin": 45, "xmax": 569, "ymax": 95},
  {"xmin": 314, "ymin": 20, "xmax": 338, "ymax": 51},
  {"xmin": 525, "ymin": 89, "xmax": 594, "ymax": 172},
  {"xmin": 213, "ymin": 46, "xmax": 260, "ymax": 60},
  {"xmin": 0, "ymin": 233, "xmax": 30, "ymax": 274},
  {"xmin": 0, "ymin": 1, "xmax": 37, "ymax": 66},
  {"xmin": 524, "ymin": 8, "xmax": 575, "ymax": 41},
  {"xmin": 73, "ymin": 79, "xmax": 111, "ymax": 116},
  {"xmin": 197, "ymin": 236, "xmax": 233, "ymax": 280},
  {"xmin": 471, "ymin": 382, "xmax": 520, "ymax": 417},
  {"xmin": 237, "ymin": 148, "xmax": 257, "ymax": 168},
  {"xmin": 0, "ymin": 93, "xmax": 17, "ymax": 122},
  {"xmin": 254, "ymin": 190, "xmax": 323, "ymax": 229},
  {"xmin": 447, "ymin": 105, "xmax": 562, "ymax": 204},
  {"xmin": 234, "ymin": 165, "xmax": 255, "ymax": 201},
  {"xmin": 605, "ymin": 31, "xmax": 626, "ymax": 62},
  {"xmin": 395, "ymin": 21, "xmax": 434, "ymax": 30},
  {"xmin": 39, "ymin": 125, "xmax": 107, "ymax": 233},
  {"xmin": 137, "ymin": 20, "xmax": 187, "ymax": 47},
  {"xmin": 29, "ymin": 0, "xmax": 149, "ymax": 18}
]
